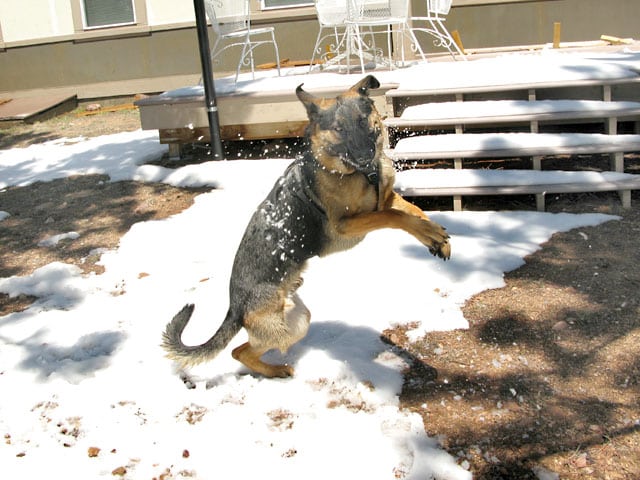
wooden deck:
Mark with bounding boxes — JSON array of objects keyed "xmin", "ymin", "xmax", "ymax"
[
  {"xmin": 0, "ymin": 94, "xmax": 77, "ymax": 124},
  {"xmin": 135, "ymin": 80, "xmax": 394, "ymax": 154},
  {"xmin": 136, "ymin": 50, "xmax": 640, "ymax": 148},
  {"xmin": 135, "ymin": 48, "xmax": 640, "ymax": 210}
]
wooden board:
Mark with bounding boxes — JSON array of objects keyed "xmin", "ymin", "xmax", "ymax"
[{"xmin": 76, "ymin": 103, "xmax": 137, "ymax": 116}]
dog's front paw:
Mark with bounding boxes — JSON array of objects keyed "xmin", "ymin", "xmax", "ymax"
[
  {"xmin": 429, "ymin": 236, "xmax": 451, "ymax": 260},
  {"xmin": 416, "ymin": 219, "xmax": 450, "ymax": 260}
]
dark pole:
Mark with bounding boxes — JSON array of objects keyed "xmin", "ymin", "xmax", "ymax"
[{"xmin": 193, "ymin": 0, "xmax": 224, "ymax": 160}]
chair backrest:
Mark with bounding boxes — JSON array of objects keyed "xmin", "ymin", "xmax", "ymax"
[
  {"xmin": 204, "ymin": 0, "xmax": 249, "ymax": 36},
  {"xmin": 427, "ymin": 0, "xmax": 452, "ymax": 16},
  {"xmin": 347, "ymin": 0, "xmax": 409, "ymax": 21},
  {"xmin": 315, "ymin": 0, "xmax": 348, "ymax": 26}
]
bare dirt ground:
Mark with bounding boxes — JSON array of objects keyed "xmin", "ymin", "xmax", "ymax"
[{"xmin": 1, "ymin": 109, "xmax": 639, "ymax": 479}]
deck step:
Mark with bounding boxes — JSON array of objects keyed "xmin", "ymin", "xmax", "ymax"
[
  {"xmin": 384, "ymin": 100, "xmax": 640, "ymax": 129},
  {"xmin": 386, "ymin": 133, "xmax": 640, "ymax": 161},
  {"xmin": 394, "ymin": 169, "xmax": 640, "ymax": 197},
  {"xmin": 394, "ymin": 168, "xmax": 640, "ymax": 210}
]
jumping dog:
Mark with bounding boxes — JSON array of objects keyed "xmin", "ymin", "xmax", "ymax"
[{"xmin": 162, "ymin": 75, "xmax": 451, "ymax": 378}]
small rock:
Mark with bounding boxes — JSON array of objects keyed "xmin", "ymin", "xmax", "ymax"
[
  {"xmin": 112, "ymin": 466, "xmax": 127, "ymax": 476},
  {"xmin": 182, "ymin": 449, "xmax": 190, "ymax": 458},
  {"xmin": 573, "ymin": 453, "xmax": 589, "ymax": 468},
  {"xmin": 532, "ymin": 465, "xmax": 559, "ymax": 480},
  {"xmin": 552, "ymin": 320, "xmax": 569, "ymax": 331},
  {"xmin": 589, "ymin": 424, "xmax": 603, "ymax": 434},
  {"xmin": 85, "ymin": 103, "xmax": 102, "ymax": 112},
  {"xmin": 88, "ymin": 446, "xmax": 101, "ymax": 457}
]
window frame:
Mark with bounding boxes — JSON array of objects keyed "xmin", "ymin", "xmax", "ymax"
[
  {"xmin": 80, "ymin": 0, "xmax": 137, "ymax": 30},
  {"xmin": 71, "ymin": 0, "xmax": 148, "ymax": 34},
  {"xmin": 259, "ymin": 0, "xmax": 314, "ymax": 12}
]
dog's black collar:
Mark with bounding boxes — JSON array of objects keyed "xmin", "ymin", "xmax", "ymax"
[
  {"xmin": 293, "ymin": 156, "xmax": 327, "ymax": 217},
  {"xmin": 296, "ymin": 153, "xmax": 381, "ymax": 210},
  {"xmin": 366, "ymin": 169, "xmax": 379, "ymax": 186}
]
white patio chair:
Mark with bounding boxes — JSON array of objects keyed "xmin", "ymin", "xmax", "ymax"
[
  {"xmin": 309, "ymin": 0, "xmax": 349, "ymax": 72},
  {"xmin": 410, "ymin": 0, "xmax": 466, "ymax": 60},
  {"xmin": 346, "ymin": 0, "xmax": 426, "ymax": 74},
  {"xmin": 204, "ymin": 0, "xmax": 281, "ymax": 83}
]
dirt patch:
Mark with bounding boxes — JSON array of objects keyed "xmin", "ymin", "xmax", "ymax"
[
  {"xmin": 2, "ymin": 110, "xmax": 640, "ymax": 478},
  {"xmin": 0, "ymin": 174, "xmax": 208, "ymax": 278},
  {"xmin": 383, "ymin": 197, "xmax": 640, "ymax": 479},
  {"xmin": 0, "ymin": 107, "xmax": 141, "ymax": 149}
]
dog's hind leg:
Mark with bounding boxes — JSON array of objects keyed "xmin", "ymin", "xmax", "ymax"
[
  {"xmin": 232, "ymin": 342, "xmax": 294, "ymax": 378},
  {"xmin": 232, "ymin": 290, "xmax": 310, "ymax": 378}
]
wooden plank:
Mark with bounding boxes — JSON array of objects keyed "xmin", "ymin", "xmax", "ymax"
[
  {"xmin": 553, "ymin": 22, "xmax": 562, "ymax": 49},
  {"xmin": 451, "ymin": 30, "xmax": 466, "ymax": 54},
  {"xmin": 394, "ymin": 171, "xmax": 640, "ymax": 197},
  {"xmin": 76, "ymin": 103, "xmax": 137, "ymax": 116},
  {"xmin": 0, "ymin": 94, "xmax": 77, "ymax": 122},
  {"xmin": 387, "ymin": 133, "xmax": 640, "ymax": 161},
  {"xmin": 383, "ymin": 100, "xmax": 640, "ymax": 129},
  {"xmin": 159, "ymin": 121, "xmax": 308, "ymax": 143},
  {"xmin": 600, "ymin": 35, "xmax": 634, "ymax": 45},
  {"xmin": 385, "ymin": 77, "xmax": 640, "ymax": 98},
  {"xmin": 258, "ymin": 59, "xmax": 312, "ymax": 69}
]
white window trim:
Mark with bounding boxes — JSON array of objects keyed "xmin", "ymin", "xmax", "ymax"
[
  {"xmin": 80, "ymin": 0, "xmax": 137, "ymax": 30},
  {"xmin": 260, "ymin": 0, "xmax": 314, "ymax": 12}
]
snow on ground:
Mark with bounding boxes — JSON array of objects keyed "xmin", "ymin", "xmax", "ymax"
[
  {"xmin": 0, "ymin": 129, "xmax": 617, "ymax": 479},
  {"xmin": 1, "ymin": 49, "xmax": 631, "ymax": 478}
]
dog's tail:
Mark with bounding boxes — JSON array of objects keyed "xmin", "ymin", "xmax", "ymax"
[{"xmin": 161, "ymin": 304, "xmax": 242, "ymax": 368}]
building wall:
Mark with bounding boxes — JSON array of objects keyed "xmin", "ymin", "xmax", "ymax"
[
  {"xmin": 0, "ymin": 0, "xmax": 74, "ymax": 42},
  {"xmin": 441, "ymin": 0, "xmax": 638, "ymax": 49},
  {"xmin": 0, "ymin": 0, "xmax": 638, "ymax": 99}
]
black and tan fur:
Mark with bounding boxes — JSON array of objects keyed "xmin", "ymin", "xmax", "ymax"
[{"xmin": 162, "ymin": 75, "xmax": 451, "ymax": 378}]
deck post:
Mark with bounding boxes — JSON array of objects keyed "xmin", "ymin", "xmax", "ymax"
[{"xmin": 193, "ymin": 0, "xmax": 224, "ymax": 160}]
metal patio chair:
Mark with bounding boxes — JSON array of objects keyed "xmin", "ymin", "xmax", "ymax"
[
  {"xmin": 309, "ymin": 0, "xmax": 349, "ymax": 72},
  {"xmin": 204, "ymin": 0, "xmax": 281, "ymax": 83},
  {"xmin": 410, "ymin": 0, "xmax": 466, "ymax": 60},
  {"xmin": 345, "ymin": 0, "xmax": 426, "ymax": 73}
]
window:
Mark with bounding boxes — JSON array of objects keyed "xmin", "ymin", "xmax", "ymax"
[
  {"xmin": 82, "ymin": 0, "xmax": 136, "ymax": 29},
  {"xmin": 261, "ymin": 0, "xmax": 314, "ymax": 10}
]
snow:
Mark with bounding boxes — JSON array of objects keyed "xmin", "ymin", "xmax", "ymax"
[
  {"xmin": 0, "ymin": 50, "xmax": 632, "ymax": 479},
  {"xmin": 393, "ymin": 132, "xmax": 640, "ymax": 155},
  {"xmin": 399, "ymin": 100, "xmax": 640, "ymax": 121},
  {"xmin": 395, "ymin": 169, "xmax": 634, "ymax": 190},
  {"xmin": 37, "ymin": 231, "xmax": 81, "ymax": 247},
  {"xmin": 159, "ymin": 48, "xmax": 640, "ymax": 98},
  {"xmin": 0, "ymin": 129, "xmax": 617, "ymax": 480}
]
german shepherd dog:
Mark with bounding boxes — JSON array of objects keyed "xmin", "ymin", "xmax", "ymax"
[{"xmin": 162, "ymin": 75, "xmax": 450, "ymax": 378}]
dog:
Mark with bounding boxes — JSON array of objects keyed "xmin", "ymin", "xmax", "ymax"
[{"xmin": 162, "ymin": 75, "xmax": 450, "ymax": 378}]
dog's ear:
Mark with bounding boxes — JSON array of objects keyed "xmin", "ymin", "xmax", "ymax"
[
  {"xmin": 350, "ymin": 75, "xmax": 380, "ymax": 96},
  {"xmin": 296, "ymin": 83, "xmax": 320, "ymax": 118}
]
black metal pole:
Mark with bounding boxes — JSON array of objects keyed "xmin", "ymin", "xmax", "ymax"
[{"xmin": 193, "ymin": 0, "xmax": 224, "ymax": 160}]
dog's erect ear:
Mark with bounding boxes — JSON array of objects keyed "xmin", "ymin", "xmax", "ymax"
[
  {"xmin": 349, "ymin": 75, "xmax": 380, "ymax": 97},
  {"xmin": 296, "ymin": 83, "xmax": 320, "ymax": 118}
]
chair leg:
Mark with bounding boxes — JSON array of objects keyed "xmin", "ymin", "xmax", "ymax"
[
  {"xmin": 309, "ymin": 28, "xmax": 324, "ymax": 72},
  {"xmin": 270, "ymin": 30, "xmax": 281, "ymax": 76},
  {"xmin": 435, "ymin": 18, "xmax": 466, "ymax": 60},
  {"xmin": 333, "ymin": 27, "xmax": 342, "ymax": 58},
  {"xmin": 406, "ymin": 24, "xmax": 426, "ymax": 62},
  {"xmin": 352, "ymin": 26, "xmax": 366, "ymax": 73},
  {"xmin": 386, "ymin": 25, "xmax": 394, "ymax": 70}
]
